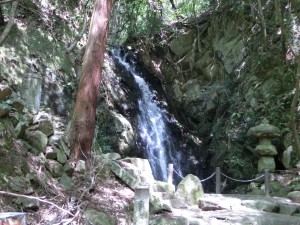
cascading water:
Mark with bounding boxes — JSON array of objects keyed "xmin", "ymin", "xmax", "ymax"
[{"xmin": 113, "ymin": 48, "xmax": 183, "ymax": 182}]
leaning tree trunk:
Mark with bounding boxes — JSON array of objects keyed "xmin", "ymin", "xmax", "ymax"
[{"xmin": 69, "ymin": 0, "xmax": 113, "ymax": 161}]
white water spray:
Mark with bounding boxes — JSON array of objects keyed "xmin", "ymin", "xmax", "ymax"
[{"xmin": 113, "ymin": 48, "xmax": 183, "ymax": 181}]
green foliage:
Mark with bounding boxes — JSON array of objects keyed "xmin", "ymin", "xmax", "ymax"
[
  {"xmin": 109, "ymin": 0, "xmax": 211, "ymax": 44},
  {"xmin": 176, "ymin": 0, "xmax": 209, "ymax": 18}
]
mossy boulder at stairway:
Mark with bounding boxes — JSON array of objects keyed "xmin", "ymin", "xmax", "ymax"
[
  {"xmin": 24, "ymin": 130, "xmax": 48, "ymax": 153},
  {"xmin": 175, "ymin": 174, "xmax": 204, "ymax": 206}
]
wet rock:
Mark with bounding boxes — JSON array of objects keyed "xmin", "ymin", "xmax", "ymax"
[
  {"xmin": 46, "ymin": 160, "xmax": 63, "ymax": 178},
  {"xmin": 175, "ymin": 174, "xmax": 204, "ymax": 206},
  {"xmin": 83, "ymin": 209, "xmax": 116, "ymax": 225},
  {"xmin": 25, "ymin": 130, "xmax": 48, "ymax": 153}
]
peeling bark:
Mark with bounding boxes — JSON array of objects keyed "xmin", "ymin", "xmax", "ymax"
[{"xmin": 68, "ymin": 0, "xmax": 113, "ymax": 161}]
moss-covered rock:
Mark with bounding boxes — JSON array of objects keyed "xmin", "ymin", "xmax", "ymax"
[
  {"xmin": 175, "ymin": 174, "xmax": 204, "ymax": 206},
  {"xmin": 25, "ymin": 130, "xmax": 48, "ymax": 153}
]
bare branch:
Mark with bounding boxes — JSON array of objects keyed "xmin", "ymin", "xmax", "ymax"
[
  {"xmin": 0, "ymin": 0, "xmax": 18, "ymax": 45},
  {"xmin": 0, "ymin": 190, "xmax": 74, "ymax": 217}
]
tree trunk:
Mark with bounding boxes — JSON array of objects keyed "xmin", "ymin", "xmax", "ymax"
[
  {"xmin": 68, "ymin": 0, "xmax": 113, "ymax": 161},
  {"xmin": 291, "ymin": 56, "xmax": 300, "ymax": 159}
]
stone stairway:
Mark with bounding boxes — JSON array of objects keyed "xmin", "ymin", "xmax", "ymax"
[{"xmin": 109, "ymin": 156, "xmax": 300, "ymax": 225}]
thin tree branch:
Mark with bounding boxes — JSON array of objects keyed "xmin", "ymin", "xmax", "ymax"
[
  {"xmin": 0, "ymin": 190, "xmax": 74, "ymax": 217},
  {"xmin": 0, "ymin": 0, "xmax": 18, "ymax": 45}
]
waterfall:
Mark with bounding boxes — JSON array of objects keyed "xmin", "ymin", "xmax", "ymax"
[{"xmin": 112, "ymin": 48, "xmax": 183, "ymax": 182}]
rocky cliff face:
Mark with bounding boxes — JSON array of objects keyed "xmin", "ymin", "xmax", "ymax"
[{"xmin": 98, "ymin": 8, "xmax": 299, "ymax": 187}]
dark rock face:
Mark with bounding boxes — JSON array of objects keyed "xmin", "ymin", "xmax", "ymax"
[
  {"xmin": 107, "ymin": 10, "xmax": 300, "ymax": 191},
  {"xmin": 99, "ymin": 50, "xmax": 208, "ymax": 185}
]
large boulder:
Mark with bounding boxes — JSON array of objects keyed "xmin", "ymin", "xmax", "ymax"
[
  {"xmin": 287, "ymin": 191, "xmax": 300, "ymax": 203},
  {"xmin": 175, "ymin": 174, "xmax": 204, "ymax": 206},
  {"xmin": 110, "ymin": 161, "xmax": 142, "ymax": 189},
  {"xmin": 112, "ymin": 112, "xmax": 135, "ymax": 156},
  {"xmin": 45, "ymin": 160, "xmax": 63, "ymax": 178},
  {"xmin": 279, "ymin": 203, "xmax": 299, "ymax": 215},
  {"xmin": 169, "ymin": 31, "xmax": 195, "ymax": 58},
  {"xmin": 37, "ymin": 118, "xmax": 54, "ymax": 137},
  {"xmin": 121, "ymin": 158, "xmax": 154, "ymax": 183},
  {"xmin": 9, "ymin": 176, "xmax": 33, "ymax": 194},
  {"xmin": 25, "ymin": 130, "xmax": 48, "ymax": 153}
]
